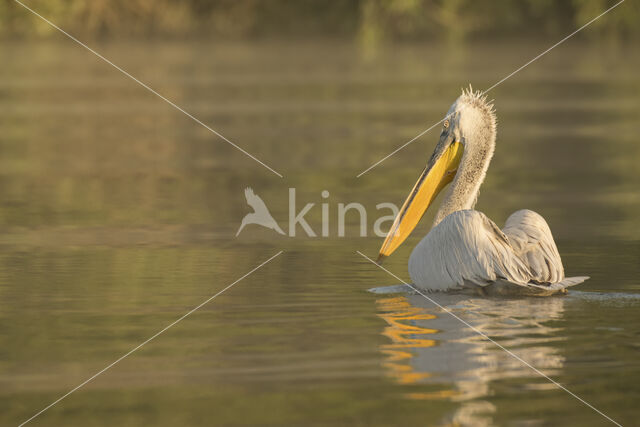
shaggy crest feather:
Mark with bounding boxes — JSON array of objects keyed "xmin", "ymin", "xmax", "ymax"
[{"xmin": 458, "ymin": 85, "xmax": 497, "ymax": 133}]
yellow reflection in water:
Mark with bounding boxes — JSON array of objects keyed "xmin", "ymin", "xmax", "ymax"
[
  {"xmin": 377, "ymin": 297, "xmax": 439, "ymax": 386},
  {"xmin": 377, "ymin": 293, "xmax": 568, "ymax": 426}
]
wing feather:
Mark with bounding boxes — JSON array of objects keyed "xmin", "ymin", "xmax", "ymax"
[
  {"xmin": 502, "ymin": 209, "xmax": 564, "ymax": 283},
  {"xmin": 409, "ymin": 210, "xmax": 532, "ymax": 290},
  {"xmin": 408, "ymin": 209, "xmax": 572, "ymax": 293}
]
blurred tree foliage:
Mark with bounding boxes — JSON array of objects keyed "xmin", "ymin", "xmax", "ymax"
[{"xmin": 1, "ymin": 0, "xmax": 637, "ymax": 44}]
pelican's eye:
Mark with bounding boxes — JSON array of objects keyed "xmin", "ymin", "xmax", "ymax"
[{"xmin": 443, "ymin": 119, "xmax": 450, "ymax": 129}]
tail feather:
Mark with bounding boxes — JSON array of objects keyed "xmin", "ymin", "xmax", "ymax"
[
  {"xmin": 553, "ymin": 276, "xmax": 589, "ymax": 288},
  {"xmin": 484, "ymin": 276, "xmax": 589, "ymax": 296},
  {"xmin": 527, "ymin": 276, "xmax": 589, "ymax": 292}
]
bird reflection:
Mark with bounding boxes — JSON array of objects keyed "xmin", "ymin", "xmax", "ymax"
[{"xmin": 377, "ymin": 293, "xmax": 567, "ymax": 426}]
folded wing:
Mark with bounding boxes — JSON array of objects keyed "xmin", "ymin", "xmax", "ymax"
[
  {"xmin": 502, "ymin": 209, "xmax": 564, "ymax": 284},
  {"xmin": 408, "ymin": 209, "xmax": 573, "ymax": 292}
]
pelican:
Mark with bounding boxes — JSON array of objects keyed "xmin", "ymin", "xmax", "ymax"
[{"xmin": 378, "ymin": 87, "xmax": 588, "ymax": 296}]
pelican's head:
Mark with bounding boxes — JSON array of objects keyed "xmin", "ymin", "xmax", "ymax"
[{"xmin": 378, "ymin": 87, "xmax": 496, "ymax": 261}]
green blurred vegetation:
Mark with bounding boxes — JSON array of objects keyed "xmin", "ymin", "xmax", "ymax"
[{"xmin": 1, "ymin": 0, "xmax": 637, "ymax": 45}]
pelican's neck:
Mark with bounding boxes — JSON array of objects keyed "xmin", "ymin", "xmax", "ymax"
[{"xmin": 433, "ymin": 121, "xmax": 496, "ymax": 227}]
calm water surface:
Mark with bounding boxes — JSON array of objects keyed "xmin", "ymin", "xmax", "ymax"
[{"xmin": 0, "ymin": 40, "xmax": 639, "ymax": 426}]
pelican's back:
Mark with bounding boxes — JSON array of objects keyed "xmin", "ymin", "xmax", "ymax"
[
  {"xmin": 408, "ymin": 209, "xmax": 582, "ymax": 294},
  {"xmin": 409, "ymin": 210, "xmax": 531, "ymax": 291}
]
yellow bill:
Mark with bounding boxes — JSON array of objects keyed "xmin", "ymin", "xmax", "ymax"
[{"xmin": 378, "ymin": 141, "xmax": 463, "ymax": 262}]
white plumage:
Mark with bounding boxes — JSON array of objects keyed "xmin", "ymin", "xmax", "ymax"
[
  {"xmin": 408, "ymin": 209, "xmax": 581, "ymax": 294},
  {"xmin": 380, "ymin": 87, "xmax": 588, "ymax": 295}
]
